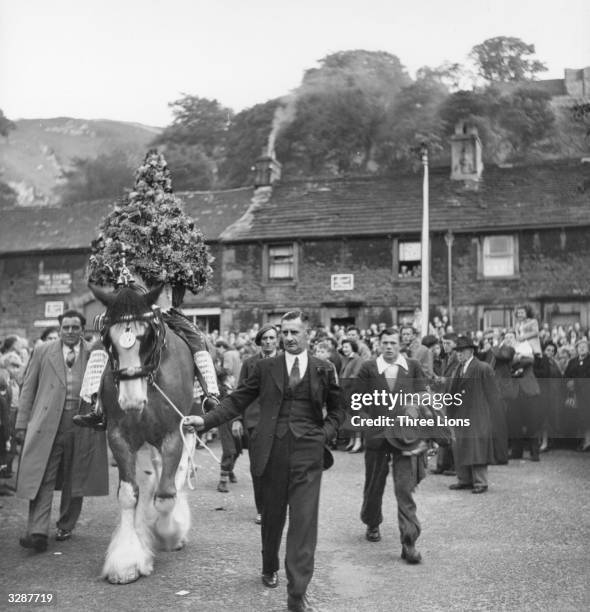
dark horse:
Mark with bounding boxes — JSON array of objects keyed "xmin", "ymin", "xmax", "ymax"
[{"xmin": 91, "ymin": 284, "xmax": 196, "ymax": 584}]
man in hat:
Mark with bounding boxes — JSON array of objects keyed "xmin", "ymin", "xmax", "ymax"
[
  {"xmin": 448, "ymin": 334, "xmax": 505, "ymax": 494},
  {"xmin": 232, "ymin": 323, "xmax": 280, "ymax": 522},
  {"xmin": 431, "ymin": 333, "xmax": 460, "ymax": 475},
  {"xmin": 184, "ymin": 311, "xmax": 343, "ymax": 612}
]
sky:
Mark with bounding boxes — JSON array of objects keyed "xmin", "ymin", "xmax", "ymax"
[{"xmin": 1, "ymin": 0, "xmax": 589, "ymax": 127}]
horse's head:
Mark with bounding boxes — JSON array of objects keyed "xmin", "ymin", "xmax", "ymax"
[{"xmin": 90, "ymin": 284, "xmax": 165, "ymax": 414}]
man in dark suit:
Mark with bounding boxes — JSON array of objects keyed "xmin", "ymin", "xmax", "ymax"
[
  {"xmin": 448, "ymin": 335, "xmax": 506, "ymax": 494},
  {"xmin": 231, "ymin": 323, "xmax": 280, "ymax": 523},
  {"xmin": 355, "ymin": 328, "xmax": 428, "ymax": 564},
  {"xmin": 15, "ymin": 310, "xmax": 108, "ymax": 552},
  {"xmin": 432, "ymin": 332, "xmax": 460, "ymax": 474},
  {"xmin": 185, "ymin": 311, "xmax": 343, "ymax": 612}
]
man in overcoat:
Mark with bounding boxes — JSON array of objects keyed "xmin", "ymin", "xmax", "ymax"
[
  {"xmin": 15, "ymin": 310, "xmax": 108, "ymax": 552},
  {"xmin": 185, "ymin": 311, "xmax": 343, "ymax": 612},
  {"xmin": 448, "ymin": 335, "xmax": 506, "ymax": 494},
  {"xmin": 355, "ymin": 328, "xmax": 428, "ymax": 564}
]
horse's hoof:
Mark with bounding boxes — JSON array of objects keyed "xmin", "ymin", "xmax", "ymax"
[
  {"xmin": 172, "ymin": 539, "xmax": 186, "ymax": 551},
  {"xmin": 107, "ymin": 569, "xmax": 141, "ymax": 585}
]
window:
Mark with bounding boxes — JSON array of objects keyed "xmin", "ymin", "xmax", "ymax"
[
  {"xmin": 398, "ymin": 241, "xmax": 421, "ymax": 279},
  {"xmin": 482, "ymin": 235, "xmax": 517, "ymax": 277},
  {"xmin": 267, "ymin": 244, "xmax": 295, "ymax": 281},
  {"xmin": 183, "ymin": 308, "xmax": 221, "ymax": 334},
  {"xmin": 482, "ymin": 307, "xmax": 513, "ymax": 331}
]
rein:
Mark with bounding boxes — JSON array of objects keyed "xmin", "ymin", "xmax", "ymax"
[{"xmin": 150, "ymin": 380, "xmax": 221, "ymax": 490}]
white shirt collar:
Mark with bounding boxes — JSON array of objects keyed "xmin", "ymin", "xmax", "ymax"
[
  {"xmin": 462, "ymin": 355, "xmax": 474, "ymax": 373},
  {"xmin": 285, "ymin": 350, "xmax": 308, "ymax": 376},
  {"xmin": 376, "ymin": 354, "xmax": 408, "ymax": 375}
]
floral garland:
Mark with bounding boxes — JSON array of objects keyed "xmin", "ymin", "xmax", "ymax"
[{"xmin": 88, "ymin": 149, "xmax": 213, "ymax": 293}]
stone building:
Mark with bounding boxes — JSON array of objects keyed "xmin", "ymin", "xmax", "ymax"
[{"xmin": 1, "ymin": 130, "xmax": 590, "ymax": 339}]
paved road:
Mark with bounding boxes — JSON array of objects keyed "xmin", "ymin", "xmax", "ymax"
[{"xmin": 1, "ymin": 443, "xmax": 589, "ymax": 612}]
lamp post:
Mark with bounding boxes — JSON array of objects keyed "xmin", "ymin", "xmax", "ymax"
[
  {"xmin": 420, "ymin": 144, "xmax": 429, "ymax": 337},
  {"xmin": 444, "ymin": 230, "xmax": 454, "ymax": 325}
]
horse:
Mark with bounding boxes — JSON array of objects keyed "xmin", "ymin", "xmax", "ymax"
[{"xmin": 90, "ymin": 284, "xmax": 196, "ymax": 584}]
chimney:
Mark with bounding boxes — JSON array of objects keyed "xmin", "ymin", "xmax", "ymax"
[
  {"xmin": 450, "ymin": 121, "xmax": 483, "ymax": 182},
  {"xmin": 253, "ymin": 155, "xmax": 282, "ymax": 188}
]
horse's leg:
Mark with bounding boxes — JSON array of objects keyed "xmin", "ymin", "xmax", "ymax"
[
  {"xmin": 153, "ymin": 431, "xmax": 191, "ymax": 551},
  {"xmin": 102, "ymin": 427, "xmax": 154, "ymax": 584}
]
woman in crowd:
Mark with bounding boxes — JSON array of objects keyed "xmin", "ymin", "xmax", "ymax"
[
  {"xmin": 564, "ymin": 338, "xmax": 590, "ymax": 452},
  {"xmin": 339, "ymin": 339, "xmax": 364, "ymax": 453},
  {"xmin": 534, "ymin": 341, "xmax": 562, "ymax": 452},
  {"xmin": 504, "ymin": 329, "xmax": 542, "ymax": 461}
]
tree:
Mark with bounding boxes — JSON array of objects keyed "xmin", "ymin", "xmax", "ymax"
[
  {"xmin": 0, "ymin": 181, "xmax": 18, "ymax": 208},
  {"xmin": 154, "ymin": 95, "xmax": 232, "ymax": 157},
  {"xmin": 498, "ymin": 87, "xmax": 555, "ymax": 152},
  {"xmin": 0, "ymin": 109, "xmax": 16, "ymax": 138},
  {"xmin": 276, "ymin": 50, "xmax": 411, "ymax": 175},
  {"xmin": 376, "ymin": 74, "xmax": 450, "ymax": 168},
  {"xmin": 161, "ymin": 143, "xmax": 215, "ymax": 191},
  {"xmin": 219, "ymin": 99, "xmax": 281, "ymax": 187},
  {"xmin": 57, "ymin": 150, "xmax": 135, "ymax": 205},
  {"xmin": 470, "ymin": 36, "xmax": 547, "ymax": 82}
]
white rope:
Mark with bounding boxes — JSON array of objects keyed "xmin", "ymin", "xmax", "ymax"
[{"xmin": 150, "ymin": 381, "xmax": 220, "ymax": 490}]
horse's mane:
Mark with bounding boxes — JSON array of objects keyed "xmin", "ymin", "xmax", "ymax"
[{"xmin": 107, "ymin": 287, "xmax": 151, "ymax": 324}]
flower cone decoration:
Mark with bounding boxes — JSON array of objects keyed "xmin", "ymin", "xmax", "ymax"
[{"xmin": 88, "ymin": 149, "xmax": 213, "ymax": 295}]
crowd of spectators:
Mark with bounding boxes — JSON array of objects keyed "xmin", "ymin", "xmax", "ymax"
[{"xmin": 1, "ymin": 312, "xmax": 588, "ymax": 491}]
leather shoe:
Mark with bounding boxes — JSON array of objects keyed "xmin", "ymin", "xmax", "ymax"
[
  {"xmin": 449, "ymin": 483, "xmax": 473, "ymax": 490},
  {"xmin": 365, "ymin": 526, "xmax": 381, "ymax": 542},
  {"xmin": 401, "ymin": 543, "xmax": 422, "ymax": 564},
  {"xmin": 287, "ymin": 593, "xmax": 316, "ymax": 612},
  {"xmin": 261, "ymin": 571, "xmax": 278, "ymax": 588},
  {"xmin": 217, "ymin": 480, "xmax": 229, "ymax": 493},
  {"xmin": 19, "ymin": 533, "xmax": 48, "ymax": 552},
  {"xmin": 72, "ymin": 412, "xmax": 106, "ymax": 431},
  {"xmin": 55, "ymin": 528, "xmax": 72, "ymax": 541},
  {"xmin": 472, "ymin": 486, "xmax": 488, "ymax": 494}
]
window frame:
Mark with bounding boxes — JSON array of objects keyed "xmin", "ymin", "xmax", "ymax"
[
  {"xmin": 478, "ymin": 234, "xmax": 519, "ymax": 279},
  {"xmin": 263, "ymin": 242, "xmax": 298, "ymax": 284}
]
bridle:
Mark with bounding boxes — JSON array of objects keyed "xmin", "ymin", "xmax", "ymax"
[{"xmin": 99, "ymin": 307, "xmax": 167, "ymax": 385}]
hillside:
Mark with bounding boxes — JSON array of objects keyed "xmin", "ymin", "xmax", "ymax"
[{"xmin": 0, "ymin": 118, "xmax": 161, "ymax": 206}]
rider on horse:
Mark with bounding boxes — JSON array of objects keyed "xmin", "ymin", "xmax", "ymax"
[{"xmin": 74, "ymin": 150, "xmax": 219, "ymax": 430}]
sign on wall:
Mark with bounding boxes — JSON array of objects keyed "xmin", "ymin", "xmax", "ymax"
[
  {"xmin": 331, "ymin": 274, "xmax": 354, "ymax": 291},
  {"xmin": 45, "ymin": 301, "xmax": 64, "ymax": 318},
  {"xmin": 37, "ymin": 272, "xmax": 72, "ymax": 295}
]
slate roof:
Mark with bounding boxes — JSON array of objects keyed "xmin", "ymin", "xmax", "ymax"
[
  {"xmin": 0, "ymin": 187, "xmax": 253, "ymax": 255},
  {"xmin": 220, "ymin": 160, "xmax": 590, "ymax": 242}
]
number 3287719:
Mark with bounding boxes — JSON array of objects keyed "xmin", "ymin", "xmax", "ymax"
[{"xmin": 8, "ymin": 593, "xmax": 54, "ymax": 604}]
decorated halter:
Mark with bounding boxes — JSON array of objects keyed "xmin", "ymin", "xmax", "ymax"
[{"xmin": 98, "ymin": 257, "xmax": 167, "ymax": 384}]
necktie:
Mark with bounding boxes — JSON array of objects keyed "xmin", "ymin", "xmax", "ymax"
[
  {"xmin": 66, "ymin": 349, "xmax": 76, "ymax": 369},
  {"xmin": 289, "ymin": 356, "xmax": 301, "ymax": 389}
]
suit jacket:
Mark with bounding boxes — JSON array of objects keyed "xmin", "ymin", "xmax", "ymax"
[
  {"xmin": 355, "ymin": 356, "xmax": 427, "ymax": 451},
  {"xmin": 16, "ymin": 339, "xmax": 109, "ymax": 500},
  {"xmin": 236, "ymin": 352, "xmax": 265, "ymax": 430},
  {"xmin": 203, "ymin": 353, "xmax": 343, "ymax": 477},
  {"xmin": 449, "ymin": 357, "xmax": 507, "ymax": 466}
]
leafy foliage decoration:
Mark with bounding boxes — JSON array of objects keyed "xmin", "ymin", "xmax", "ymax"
[{"xmin": 88, "ymin": 149, "xmax": 213, "ymax": 293}]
